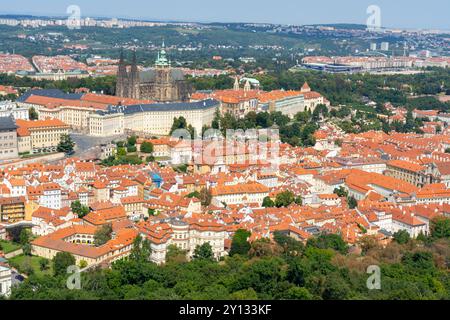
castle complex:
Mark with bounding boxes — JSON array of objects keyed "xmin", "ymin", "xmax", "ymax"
[{"xmin": 116, "ymin": 43, "xmax": 193, "ymax": 102}]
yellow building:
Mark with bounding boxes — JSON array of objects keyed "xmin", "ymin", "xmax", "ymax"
[
  {"xmin": 38, "ymin": 106, "xmax": 92, "ymax": 132},
  {"xmin": 0, "ymin": 196, "xmax": 26, "ymax": 223},
  {"xmin": 16, "ymin": 119, "xmax": 70, "ymax": 154}
]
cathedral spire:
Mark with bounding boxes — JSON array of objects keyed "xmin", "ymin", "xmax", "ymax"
[
  {"xmin": 233, "ymin": 77, "xmax": 240, "ymax": 90},
  {"xmin": 155, "ymin": 40, "xmax": 170, "ymax": 68},
  {"xmin": 244, "ymin": 79, "xmax": 251, "ymax": 92}
]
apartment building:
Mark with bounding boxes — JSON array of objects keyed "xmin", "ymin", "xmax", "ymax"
[
  {"xmin": 0, "ymin": 116, "xmax": 19, "ymax": 160},
  {"xmin": 138, "ymin": 218, "xmax": 227, "ymax": 264},
  {"xmin": 385, "ymin": 160, "xmax": 430, "ymax": 187},
  {"xmin": 0, "ymin": 196, "xmax": 26, "ymax": 223},
  {"xmin": 211, "ymin": 182, "xmax": 269, "ymax": 206},
  {"xmin": 16, "ymin": 119, "xmax": 69, "ymax": 154},
  {"xmin": 27, "ymin": 183, "xmax": 62, "ymax": 210}
]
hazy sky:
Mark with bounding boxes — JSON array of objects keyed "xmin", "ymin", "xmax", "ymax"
[{"xmin": 1, "ymin": 0, "xmax": 449, "ymax": 30}]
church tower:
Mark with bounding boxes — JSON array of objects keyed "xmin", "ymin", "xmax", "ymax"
[
  {"xmin": 233, "ymin": 77, "xmax": 240, "ymax": 91},
  {"xmin": 116, "ymin": 49, "xmax": 128, "ymax": 97},
  {"xmin": 130, "ymin": 50, "xmax": 140, "ymax": 99},
  {"xmin": 301, "ymin": 82, "xmax": 311, "ymax": 93},
  {"xmin": 244, "ymin": 79, "xmax": 251, "ymax": 92}
]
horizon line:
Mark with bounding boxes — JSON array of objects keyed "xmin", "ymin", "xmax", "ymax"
[{"xmin": 0, "ymin": 11, "xmax": 449, "ymax": 33}]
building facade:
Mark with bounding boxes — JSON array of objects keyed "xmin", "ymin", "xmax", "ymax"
[
  {"xmin": 0, "ymin": 196, "xmax": 26, "ymax": 223},
  {"xmin": 0, "ymin": 266, "xmax": 12, "ymax": 297},
  {"xmin": 116, "ymin": 45, "xmax": 193, "ymax": 102},
  {"xmin": 0, "ymin": 101, "xmax": 29, "ymax": 120},
  {"xmin": 16, "ymin": 119, "xmax": 69, "ymax": 154},
  {"xmin": 0, "ymin": 116, "xmax": 19, "ymax": 160}
]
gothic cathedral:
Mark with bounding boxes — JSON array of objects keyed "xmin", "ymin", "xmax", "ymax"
[{"xmin": 116, "ymin": 42, "xmax": 193, "ymax": 102}]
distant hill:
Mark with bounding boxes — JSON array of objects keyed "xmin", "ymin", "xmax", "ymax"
[{"xmin": 309, "ymin": 23, "xmax": 368, "ymax": 30}]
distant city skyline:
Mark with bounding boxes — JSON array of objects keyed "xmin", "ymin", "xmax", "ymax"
[{"xmin": 0, "ymin": 0, "xmax": 449, "ymax": 31}]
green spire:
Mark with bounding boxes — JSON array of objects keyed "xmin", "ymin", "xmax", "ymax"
[{"xmin": 155, "ymin": 40, "xmax": 170, "ymax": 67}]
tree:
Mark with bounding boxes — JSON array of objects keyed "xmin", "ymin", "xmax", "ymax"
[
  {"xmin": 29, "ymin": 107, "xmax": 38, "ymax": 120},
  {"xmin": 94, "ymin": 223, "xmax": 113, "ymax": 247},
  {"xmin": 38, "ymin": 258, "xmax": 49, "ymax": 271},
  {"xmin": 295, "ymin": 111, "xmax": 310, "ymax": 124},
  {"xmin": 79, "ymin": 260, "xmax": 88, "ymax": 269},
  {"xmin": 248, "ymin": 238, "xmax": 282, "ymax": 258},
  {"xmin": 19, "ymin": 229, "xmax": 31, "ymax": 246},
  {"xmin": 127, "ymin": 135, "xmax": 137, "ymax": 146},
  {"xmin": 404, "ymin": 109, "xmax": 415, "ymax": 132},
  {"xmin": 193, "ymin": 242, "xmax": 214, "ymax": 261},
  {"xmin": 307, "ymin": 233, "xmax": 348, "ymax": 254},
  {"xmin": 275, "ymin": 190, "xmax": 296, "ymax": 208},
  {"xmin": 262, "ymin": 196, "xmax": 275, "ymax": 208},
  {"xmin": 22, "ymin": 243, "xmax": 32, "ymax": 256},
  {"xmin": 393, "ymin": 230, "xmax": 410, "ymax": 244},
  {"xmin": 117, "ymin": 147, "xmax": 127, "ymax": 156},
  {"xmin": 57, "ymin": 134, "xmax": 75, "ymax": 154},
  {"xmin": 186, "ymin": 191, "xmax": 201, "ymax": 199},
  {"xmin": 229, "ymin": 288, "xmax": 258, "ymax": 300},
  {"xmin": 170, "ymin": 116, "xmax": 191, "ymax": 136},
  {"xmin": 71, "ymin": 200, "xmax": 90, "ymax": 218},
  {"xmin": 165, "ymin": 244, "xmax": 187, "ymax": 264},
  {"xmin": 333, "ymin": 187, "xmax": 348, "ymax": 198},
  {"xmin": 334, "ymin": 139, "xmax": 343, "ymax": 147},
  {"xmin": 230, "ymin": 229, "xmax": 251, "ymax": 257},
  {"xmin": 53, "ymin": 252, "xmax": 76, "ymax": 276},
  {"xmin": 273, "ymin": 231, "xmax": 304, "ymax": 257},
  {"xmin": 358, "ymin": 235, "xmax": 379, "ymax": 255},
  {"xmin": 430, "ymin": 217, "xmax": 450, "ymax": 239},
  {"xmin": 347, "ymin": 196, "xmax": 358, "ymax": 209},
  {"xmin": 129, "ymin": 235, "xmax": 152, "ymax": 263},
  {"xmin": 402, "ymin": 251, "xmax": 435, "ymax": 271},
  {"xmin": 22, "ymin": 257, "xmax": 34, "ymax": 276},
  {"xmin": 322, "ymin": 273, "xmax": 351, "ymax": 300},
  {"xmin": 199, "ymin": 188, "xmax": 212, "ymax": 206},
  {"xmin": 211, "ymin": 108, "xmax": 221, "ymax": 130},
  {"xmin": 286, "ymin": 256, "xmax": 310, "ymax": 287},
  {"xmin": 127, "ymin": 145, "xmax": 137, "ymax": 153},
  {"xmin": 312, "ymin": 104, "xmax": 328, "ymax": 121},
  {"xmin": 284, "ymin": 286, "xmax": 314, "ymax": 300},
  {"xmin": 140, "ymin": 141, "xmax": 154, "ymax": 154}
]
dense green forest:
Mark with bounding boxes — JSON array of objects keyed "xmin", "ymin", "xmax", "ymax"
[{"xmin": 5, "ymin": 217, "xmax": 450, "ymax": 300}]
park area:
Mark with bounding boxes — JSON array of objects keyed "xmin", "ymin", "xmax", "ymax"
[
  {"xmin": 8, "ymin": 254, "xmax": 53, "ymax": 277},
  {"xmin": 0, "ymin": 240, "xmax": 21, "ymax": 254}
]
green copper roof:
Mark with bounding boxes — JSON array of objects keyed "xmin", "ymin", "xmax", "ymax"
[{"xmin": 155, "ymin": 41, "xmax": 171, "ymax": 67}]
